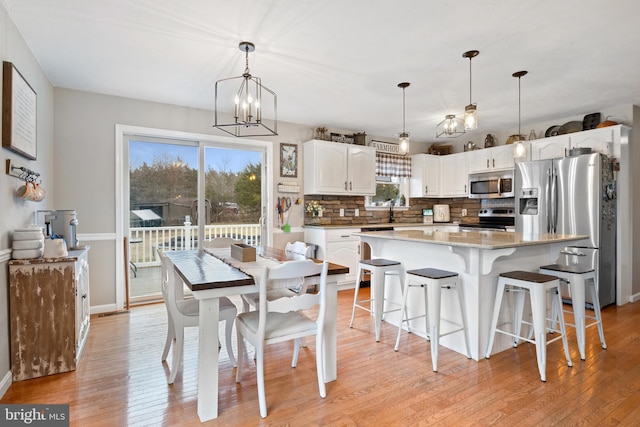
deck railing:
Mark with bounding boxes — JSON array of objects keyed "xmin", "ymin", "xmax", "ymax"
[{"xmin": 130, "ymin": 223, "xmax": 261, "ymax": 267}]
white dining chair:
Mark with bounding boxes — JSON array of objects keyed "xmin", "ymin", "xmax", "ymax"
[
  {"xmin": 284, "ymin": 241, "xmax": 315, "ymax": 259},
  {"xmin": 158, "ymin": 250, "xmax": 237, "ymax": 384},
  {"xmin": 241, "ymin": 241, "xmax": 313, "ymax": 312},
  {"xmin": 235, "ymin": 259, "xmax": 329, "ymax": 418}
]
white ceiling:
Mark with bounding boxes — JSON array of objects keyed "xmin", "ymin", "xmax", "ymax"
[{"xmin": 3, "ymin": 0, "xmax": 640, "ymax": 142}]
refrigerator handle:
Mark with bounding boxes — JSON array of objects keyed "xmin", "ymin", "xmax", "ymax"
[
  {"xmin": 551, "ymin": 167, "xmax": 558, "ymax": 233},
  {"xmin": 546, "ymin": 168, "xmax": 552, "ymax": 233}
]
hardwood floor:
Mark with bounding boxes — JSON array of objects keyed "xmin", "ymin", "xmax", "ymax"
[{"xmin": 2, "ymin": 289, "xmax": 640, "ymax": 426}]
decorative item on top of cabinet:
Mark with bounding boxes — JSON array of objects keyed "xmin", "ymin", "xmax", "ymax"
[
  {"xmin": 427, "ymin": 144, "xmax": 452, "ymax": 155},
  {"xmin": 8, "ymin": 248, "xmax": 90, "ymax": 381}
]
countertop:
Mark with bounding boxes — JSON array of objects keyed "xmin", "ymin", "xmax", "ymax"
[
  {"xmin": 352, "ymin": 229, "xmax": 588, "ymax": 250},
  {"xmin": 303, "ymin": 222, "xmax": 457, "ymax": 230}
]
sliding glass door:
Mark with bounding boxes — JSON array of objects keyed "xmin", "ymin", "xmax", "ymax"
[{"xmin": 125, "ymin": 135, "xmax": 265, "ymax": 304}]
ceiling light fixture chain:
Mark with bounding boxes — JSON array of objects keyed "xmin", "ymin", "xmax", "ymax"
[
  {"xmin": 213, "ymin": 41, "xmax": 277, "ymax": 137},
  {"xmin": 398, "ymin": 82, "xmax": 410, "ymax": 155},
  {"xmin": 463, "ymin": 50, "xmax": 479, "ymax": 131}
]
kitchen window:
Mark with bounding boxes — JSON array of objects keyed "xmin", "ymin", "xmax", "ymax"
[{"xmin": 365, "ymin": 152, "xmax": 411, "ymax": 209}]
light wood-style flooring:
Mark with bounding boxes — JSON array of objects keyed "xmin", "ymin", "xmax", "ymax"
[{"xmin": 2, "ymin": 289, "xmax": 640, "ymax": 426}]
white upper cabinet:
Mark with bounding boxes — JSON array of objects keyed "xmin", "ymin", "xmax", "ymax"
[
  {"xmin": 529, "ymin": 126, "xmax": 622, "ymax": 160},
  {"xmin": 468, "ymin": 144, "xmax": 515, "ymax": 173},
  {"xmin": 440, "ymin": 152, "xmax": 468, "ymax": 197},
  {"xmin": 529, "ymin": 134, "xmax": 571, "ymax": 160},
  {"xmin": 568, "ymin": 127, "xmax": 614, "ymax": 156},
  {"xmin": 410, "ymin": 154, "xmax": 440, "ymax": 197},
  {"xmin": 303, "ymin": 139, "xmax": 376, "ymax": 195}
]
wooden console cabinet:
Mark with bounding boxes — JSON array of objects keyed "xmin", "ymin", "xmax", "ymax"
[{"xmin": 8, "ymin": 248, "xmax": 90, "ymax": 381}]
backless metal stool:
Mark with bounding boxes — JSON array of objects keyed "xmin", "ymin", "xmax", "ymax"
[
  {"xmin": 350, "ymin": 258, "xmax": 404, "ymax": 342},
  {"xmin": 394, "ymin": 268, "xmax": 471, "ymax": 372},
  {"xmin": 486, "ymin": 271, "xmax": 573, "ymax": 382},
  {"xmin": 539, "ymin": 263, "xmax": 607, "ymax": 360}
]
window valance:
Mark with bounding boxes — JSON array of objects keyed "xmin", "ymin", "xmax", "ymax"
[{"xmin": 375, "ymin": 153, "xmax": 411, "ymax": 178}]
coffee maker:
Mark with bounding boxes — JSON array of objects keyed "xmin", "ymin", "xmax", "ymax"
[{"xmin": 37, "ymin": 210, "xmax": 79, "ymax": 249}]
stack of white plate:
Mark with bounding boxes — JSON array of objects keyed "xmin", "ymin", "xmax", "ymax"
[{"xmin": 12, "ymin": 225, "xmax": 45, "ymax": 259}]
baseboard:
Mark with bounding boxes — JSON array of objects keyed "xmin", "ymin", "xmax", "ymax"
[
  {"xmin": 0, "ymin": 370, "xmax": 12, "ymax": 399},
  {"xmin": 90, "ymin": 303, "xmax": 118, "ymax": 315},
  {"xmin": 629, "ymin": 292, "xmax": 640, "ymax": 303}
]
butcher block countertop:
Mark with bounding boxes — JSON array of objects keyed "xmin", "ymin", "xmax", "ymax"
[
  {"xmin": 303, "ymin": 222, "xmax": 457, "ymax": 230},
  {"xmin": 352, "ymin": 229, "xmax": 588, "ymax": 250}
]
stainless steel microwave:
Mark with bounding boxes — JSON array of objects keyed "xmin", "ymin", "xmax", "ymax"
[{"xmin": 468, "ymin": 170, "xmax": 515, "ymax": 199}]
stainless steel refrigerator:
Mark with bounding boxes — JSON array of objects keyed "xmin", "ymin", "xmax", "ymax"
[{"xmin": 515, "ymin": 153, "xmax": 617, "ymax": 307}]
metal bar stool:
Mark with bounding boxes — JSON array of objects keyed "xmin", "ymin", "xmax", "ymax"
[
  {"xmin": 394, "ymin": 268, "xmax": 471, "ymax": 372},
  {"xmin": 539, "ymin": 263, "xmax": 607, "ymax": 360},
  {"xmin": 485, "ymin": 271, "xmax": 573, "ymax": 382},
  {"xmin": 350, "ymin": 258, "xmax": 404, "ymax": 342}
]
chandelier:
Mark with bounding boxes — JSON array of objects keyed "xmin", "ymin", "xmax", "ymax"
[
  {"xmin": 436, "ymin": 114, "xmax": 465, "ymax": 138},
  {"xmin": 213, "ymin": 42, "xmax": 277, "ymax": 137}
]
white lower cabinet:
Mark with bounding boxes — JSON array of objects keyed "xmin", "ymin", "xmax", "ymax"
[{"xmin": 304, "ymin": 227, "xmax": 360, "ymax": 288}]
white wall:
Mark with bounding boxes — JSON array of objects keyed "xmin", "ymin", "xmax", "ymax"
[
  {"xmin": 0, "ymin": 6, "xmax": 55, "ymax": 396},
  {"xmin": 53, "ymin": 89, "xmax": 314, "ymax": 310}
]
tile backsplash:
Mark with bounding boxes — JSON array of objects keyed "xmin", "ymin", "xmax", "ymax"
[{"xmin": 304, "ymin": 195, "xmax": 481, "ymax": 226}]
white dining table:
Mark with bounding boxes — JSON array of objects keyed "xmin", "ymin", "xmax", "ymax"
[{"xmin": 165, "ymin": 248, "xmax": 347, "ymax": 422}]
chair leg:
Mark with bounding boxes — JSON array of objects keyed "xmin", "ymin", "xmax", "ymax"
[
  {"xmin": 554, "ymin": 285, "xmax": 573, "ymax": 369},
  {"xmin": 161, "ymin": 314, "xmax": 174, "ymax": 362},
  {"xmin": 426, "ymin": 279, "xmax": 442, "ymax": 372},
  {"xmin": 224, "ymin": 317, "xmax": 237, "ymax": 367},
  {"xmin": 168, "ymin": 325, "xmax": 184, "ymax": 384},
  {"xmin": 512, "ymin": 287, "xmax": 526, "ymax": 348},
  {"xmin": 528, "ymin": 285, "xmax": 548, "ymax": 381},
  {"xmin": 256, "ymin": 346, "xmax": 267, "ymax": 418},
  {"xmin": 292, "ymin": 338, "xmax": 300, "ymax": 368},
  {"xmin": 235, "ymin": 328, "xmax": 244, "ymax": 383},
  {"xmin": 349, "ymin": 264, "xmax": 363, "ymax": 328},
  {"xmin": 315, "ymin": 333, "xmax": 327, "ymax": 398},
  {"xmin": 589, "ymin": 278, "xmax": 607, "ymax": 349},
  {"xmin": 454, "ymin": 280, "xmax": 471, "ymax": 359},
  {"xmin": 394, "ymin": 275, "xmax": 411, "ymax": 351},
  {"xmin": 485, "ymin": 280, "xmax": 506, "ymax": 358}
]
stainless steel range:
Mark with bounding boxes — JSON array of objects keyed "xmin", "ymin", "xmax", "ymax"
[{"xmin": 459, "ymin": 207, "xmax": 515, "ymax": 232}]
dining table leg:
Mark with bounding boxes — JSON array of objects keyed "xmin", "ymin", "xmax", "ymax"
[
  {"xmin": 323, "ymin": 279, "xmax": 338, "ymax": 382},
  {"xmin": 197, "ymin": 296, "xmax": 220, "ymax": 421}
]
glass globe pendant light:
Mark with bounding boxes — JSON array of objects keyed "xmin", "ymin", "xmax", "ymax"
[
  {"xmin": 463, "ymin": 50, "xmax": 479, "ymax": 130},
  {"xmin": 398, "ymin": 82, "xmax": 410, "ymax": 155}
]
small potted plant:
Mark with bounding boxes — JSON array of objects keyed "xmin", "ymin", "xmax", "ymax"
[{"xmin": 306, "ymin": 200, "xmax": 324, "ymax": 225}]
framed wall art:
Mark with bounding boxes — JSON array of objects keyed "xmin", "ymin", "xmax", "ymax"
[
  {"xmin": 2, "ymin": 61, "xmax": 37, "ymax": 160},
  {"xmin": 280, "ymin": 143, "xmax": 297, "ymax": 177}
]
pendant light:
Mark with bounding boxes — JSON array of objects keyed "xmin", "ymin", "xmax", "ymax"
[
  {"xmin": 436, "ymin": 114, "xmax": 465, "ymax": 138},
  {"xmin": 463, "ymin": 50, "xmax": 479, "ymax": 130},
  {"xmin": 513, "ymin": 70, "xmax": 528, "ymax": 159},
  {"xmin": 398, "ymin": 82, "xmax": 410, "ymax": 155},
  {"xmin": 213, "ymin": 42, "xmax": 277, "ymax": 137}
]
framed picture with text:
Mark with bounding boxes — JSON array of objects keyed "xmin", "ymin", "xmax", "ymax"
[
  {"xmin": 280, "ymin": 143, "xmax": 297, "ymax": 178},
  {"xmin": 2, "ymin": 61, "xmax": 37, "ymax": 160}
]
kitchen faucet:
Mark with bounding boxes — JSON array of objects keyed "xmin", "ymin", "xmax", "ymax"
[{"xmin": 388, "ymin": 199, "xmax": 395, "ymax": 223}]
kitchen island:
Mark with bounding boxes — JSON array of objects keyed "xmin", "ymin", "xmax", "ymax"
[{"xmin": 352, "ymin": 229, "xmax": 588, "ymax": 360}]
